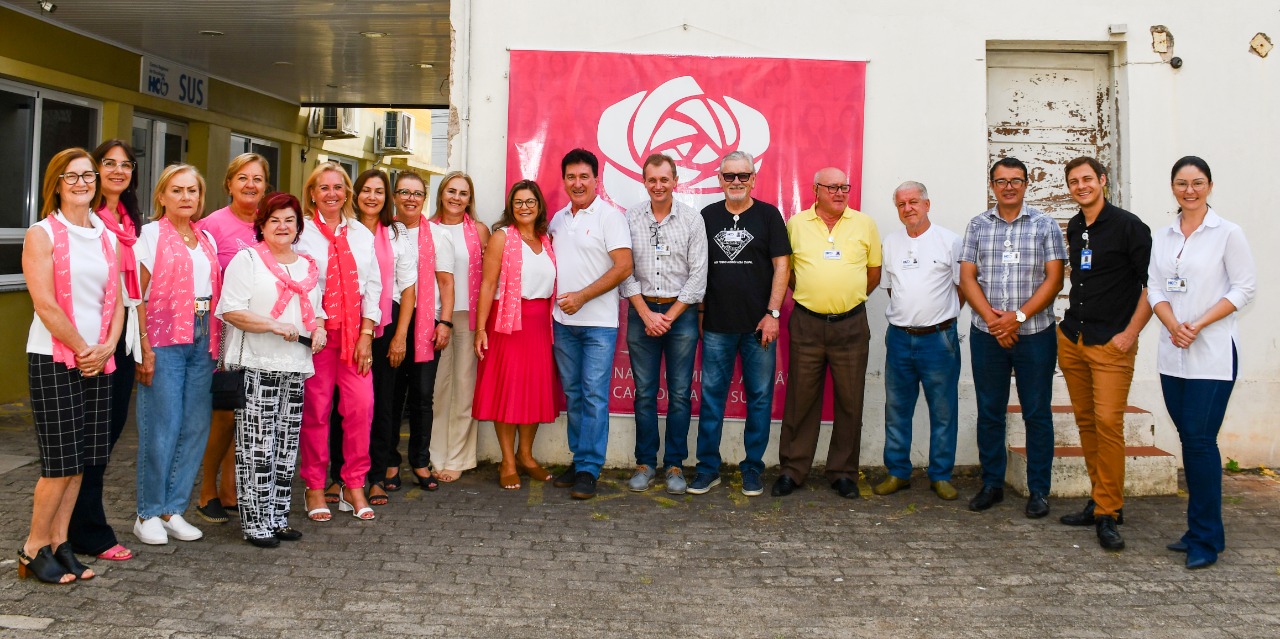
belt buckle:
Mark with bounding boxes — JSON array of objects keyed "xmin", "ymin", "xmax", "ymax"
[{"xmin": 194, "ymin": 299, "xmax": 211, "ymax": 314}]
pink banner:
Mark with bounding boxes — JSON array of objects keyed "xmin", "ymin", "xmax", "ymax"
[{"xmin": 506, "ymin": 51, "xmax": 866, "ymax": 419}]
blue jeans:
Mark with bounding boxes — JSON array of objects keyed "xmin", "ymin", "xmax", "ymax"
[
  {"xmin": 883, "ymin": 323, "xmax": 961, "ymax": 482},
  {"xmin": 696, "ymin": 330, "xmax": 776, "ymax": 477},
  {"xmin": 970, "ymin": 325, "xmax": 1056, "ymax": 495},
  {"xmin": 553, "ymin": 322, "xmax": 618, "ymax": 478},
  {"xmin": 627, "ymin": 302, "xmax": 699, "ymax": 469},
  {"xmin": 1161, "ymin": 347, "xmax": 1237, "ymax": 563},
  {"xmin": 136, "ymin": 313, "xmax": 215, "ymax": 519}
]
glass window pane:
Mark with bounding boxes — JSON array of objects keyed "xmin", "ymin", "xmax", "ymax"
[
  {"xmin": 252, "ymin": 143, "xmax": 280, "ymax": 192},
  {"xmin": 0, "ymin": 89, "xmax": 36, "ymax": 228},
  {"xmin": 0, "ymin": 241, "xmax": 24, "ymax": 278},
  {"xmin": 38, "ymin": 99, "xmax": 97, "ymax": 214}
]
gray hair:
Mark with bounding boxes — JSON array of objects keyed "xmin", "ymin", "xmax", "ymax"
[
  {"xmin": 893, "ymin": 180, "xmax": 930, "ymax": 201},
  {"xmin": 719, "ymin": 151, "xmax": 755, "ymax": 171}
]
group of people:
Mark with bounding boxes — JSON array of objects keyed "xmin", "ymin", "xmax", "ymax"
[{"xmin": 16, "ymin": 141, "xmax": 1253, "ymax": 585}]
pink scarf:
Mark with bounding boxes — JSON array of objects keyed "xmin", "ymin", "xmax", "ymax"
[
  {"xmin": 493, "ymin": 226, "xmax": 555, "ymax": 335},
  {"xmin": 252, "ymin": 243, "xmax": 319, "ymax": 331},
  {"xmin": 372, "ymin": 225, "xmax": 394, "ymax": 337},
  {"xmin": 433, "ymin": 216, "xmax": 483, "ymax": 329},
  {"xmin": 316, "ymin": 218, "xmax": 362, "ymax": 366},
  {"xmin": 413, "ymin": 224, "xmax": 438, "ymax": 363},
  {"xmin": 95, "ymin": 203, "xmax": 140, "ymax": 300},
  {"xmin": 146, "ymin": 218, "xmax": 221, "ymax": 357},
  {"xmin": 47, "ymin": 214, "xmax": 119, "ymax": 373}
]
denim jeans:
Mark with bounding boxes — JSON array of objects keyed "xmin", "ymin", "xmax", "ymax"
[
  {"xmin": 696, "ymin": 330, "xmax": 776, "ymax": 477},
  {"xmin": 627, "ymin": 302, "xmax": 699, "ymax": 469},
  {"xmin": 970, "ymin": 324, "xmax": 1056, "ymax": 495},
  {"xmin": 1161, "ymin": 347, "xmax": 1237, "ymax": 563},
  {"xmin": 136, "ymin": 313, "xmax": 215, "ymax": 519},
  {"xmin": 553, "ymin": 322, "xmax": 618, "ymax": 478},
  {"xmin": 883, "ymin": 323, "xmax": 961, "ymax": 482}
]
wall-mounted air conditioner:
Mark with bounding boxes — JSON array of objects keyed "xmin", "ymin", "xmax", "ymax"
[
  {"xmin": 308, "ymin": 107, "xmax": 359, "ymax": 139},
  {"xmin": 376, "ymin": 111, "xmax": 415, "ymax": 155}
]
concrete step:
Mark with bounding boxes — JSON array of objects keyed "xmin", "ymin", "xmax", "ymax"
[
  {"xmin": 1005, "ymin": 445, "xmax": 1179, "ymax": 498},
  {"xmin": 1005, "ymin": 405, "xmax": 1156, "ymax": 448}
]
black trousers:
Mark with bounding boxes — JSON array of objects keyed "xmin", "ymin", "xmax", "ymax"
[
  {"xmin": 68, "ymin": 312, "xmax": 136, "ymax": 555},
  {"xmin": 329, "ymin": 303, "xmax": 440, "ymax": 485}
]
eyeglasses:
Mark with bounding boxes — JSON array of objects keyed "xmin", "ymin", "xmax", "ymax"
[
  {"xmin": 394, "ymin": 189, "xmax": 426, "ymax": 199},
  {"xmin": 720, "ymin": 172, "xmax": 753, "ymax": 183},
  {"xmin": 1173, "ymin": 179, "xmax": 1209, "ymax": 191},
  {"xmin": 59, "ymin": 171, "xmax": 98, "ymax": 185},
  {"xmin": 992, "ymin": 178, "xmax": 1027, "ymax": 188},
  {"xmin": 512, "ymin": 199, "xmax": 539, "ymax": 209},
  {"xmin": 100, "ymin": 159, "xmax": 136, "ymax": 171},
  {"xmin": 816, "ymin": 182, "xmax": 851, "ymax": 194}
]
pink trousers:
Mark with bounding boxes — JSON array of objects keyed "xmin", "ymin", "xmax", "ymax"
[{"xmin": 300, "ymin": 340, "xmax": 373, "ymax": 489}]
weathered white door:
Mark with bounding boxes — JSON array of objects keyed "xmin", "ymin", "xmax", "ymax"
[{"xmin": 987, "ymin": 51, "xmax": 1116, "ymax": 221}]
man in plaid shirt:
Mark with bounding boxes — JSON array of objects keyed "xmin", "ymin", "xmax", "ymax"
[{"xmin": 958, "ymin": 157, "xmax": 1066, "ymax": 518}]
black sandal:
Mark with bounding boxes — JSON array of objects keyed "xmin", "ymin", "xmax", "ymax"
[
  {"xmin": 384, "ymin": 470, "xmax": 403, "ymax": 492},
  {"xmin": 368, "ymin": 482, "xmax": 389, "ymax": 506},
  {"xmin": 413, "ymin": 469, "xmax": 439, "ymax": 492},
  {"xmin": 17, "ymin": 546, "xmax": 73, "ymax": 584},
  {"xmin": 53, "ymin": 543, "xmax": 93, "ymax": 580}
]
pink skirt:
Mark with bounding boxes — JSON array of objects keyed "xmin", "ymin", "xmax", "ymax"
[{"xmin": 472, "ymin": 298, "xmax": 558, "ymax": 424}]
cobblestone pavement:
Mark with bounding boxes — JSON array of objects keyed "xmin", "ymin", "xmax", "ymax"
[{"xmin": 0, "ymin": 403, "xmax": 1277, "ymax": 639}]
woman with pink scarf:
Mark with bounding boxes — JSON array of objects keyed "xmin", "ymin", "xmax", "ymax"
[
  {"xmin": 295, "ymin": 162, "xmax": 382, "ymax": 521},
  {"xmin": 133, "ymin": 164, "xmax": 221, "ymax": 546},
  {"xmin": 473, "ymin": 180, "xmax": 558, "ymax": 490},
  {"xmin": 19, "ymin": 148, "xmax": 124, "ymax": 584}
]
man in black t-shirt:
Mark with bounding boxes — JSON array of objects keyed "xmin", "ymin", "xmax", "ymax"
[{"xmin": 687, "ymin": 151, "xmax": 791, "ymax": 497}]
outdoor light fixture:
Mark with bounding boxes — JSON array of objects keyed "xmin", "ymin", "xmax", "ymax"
[
  {"xmin": 410, "ymin": 63, "xmax": 433, "ymax": 69},
  {"xmin": 360, "ymin": 31, "xmax": 388, "ymax": 39},
  {"xmin": 37, "ymin": 1, "xmax": 55, "ymax": 13},
  {"xmin": 198, "ymin": 30, "xmax": 225, "ymax": 36}
]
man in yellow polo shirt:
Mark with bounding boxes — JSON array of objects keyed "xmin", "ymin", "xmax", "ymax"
[{"xmin": 772, "ymin": 166, "xmax": 882, "ymax": 499}]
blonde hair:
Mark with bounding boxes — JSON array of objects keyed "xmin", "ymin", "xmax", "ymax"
[
  {"xmin": 430, "ymin": 171, "xmax": 477, "ymax": 221},
  {"xmin": 39, "ymin": 148, "xmax": 101, "ymax": 219},
  {"xmin": 303, "ymin": 162, "xmax": 355, "ymax": 220},
  {"xmin": 150, "ymin": 164, "xmax": 206, "ymax": 221},
  {"xmin": 224, "ymin": 152, "xmax": 271, "ymax": 194}
]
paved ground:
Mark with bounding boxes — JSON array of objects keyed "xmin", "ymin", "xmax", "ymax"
[{"xmin": 0, "ymin": 402, "xmax": 1277, "ymax": 639}]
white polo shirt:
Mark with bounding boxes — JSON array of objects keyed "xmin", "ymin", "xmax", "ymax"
[
  {"xmin": 548, "ymin": 197, "xmax": 632, "ymax": 327},
  {"xmin": 882, "ymin": 223, "xmax": 962, "ymax": 328}
]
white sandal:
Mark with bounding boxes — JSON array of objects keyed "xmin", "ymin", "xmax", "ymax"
[
  {"xmin": 307, "ymin": 506, "xmax": 331, "ymax": 522},
  {"xmin": 337, "ymin": 490, "xmax": 376, "ymax": 520}
]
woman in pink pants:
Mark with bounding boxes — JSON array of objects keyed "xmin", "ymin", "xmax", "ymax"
[{"xmin": 294, "ymin": 162, "xmax": 383, "ymax": 521}]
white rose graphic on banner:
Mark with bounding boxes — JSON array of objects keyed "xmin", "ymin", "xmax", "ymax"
[{"xmin": 596, "ymin": 76, "xmax": 771, "ymax": 211}]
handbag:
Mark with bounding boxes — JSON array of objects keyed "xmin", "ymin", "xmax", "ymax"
[{"xmin": 211, "ymin": 322, "xmax": 247, "ymax": 410}]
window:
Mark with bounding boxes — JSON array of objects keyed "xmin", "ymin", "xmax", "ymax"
[
  {"xmin": 331, "ymin": 156, "xmax": 358, "ymax": 182},
  {"xmin": 0, "ymin": 80, "xmax": 100, "ymax": 291},
  {"xmin": 230, "ymin": 133, "xmax": 281, "ymax": 192}
]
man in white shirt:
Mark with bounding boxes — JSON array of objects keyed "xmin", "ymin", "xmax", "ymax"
[
  {"xmin": 549, "ymin": 148, "xmax": 634, "ymax": 500},
  {"xmin": 873, "ymin": 181, "xmax": 964, "ymax": 501}
]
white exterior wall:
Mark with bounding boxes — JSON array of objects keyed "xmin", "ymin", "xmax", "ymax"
[{"xmin": 450, "ymin": 0, "xmax": 1280, "ymax": 468}]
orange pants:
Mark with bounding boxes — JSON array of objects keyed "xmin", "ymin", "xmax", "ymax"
[{"xmin": 1057, "ymin": 329, "xmax": 1137, "ymax": 517}]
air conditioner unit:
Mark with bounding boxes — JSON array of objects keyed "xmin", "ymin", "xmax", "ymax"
[
  {"xmin": 308, "ymin": 107, "xmax": 359, "ymax": 139},
  {"xmin": 376, "ymin": 111, "xmax": 415, "ymax": 155}
]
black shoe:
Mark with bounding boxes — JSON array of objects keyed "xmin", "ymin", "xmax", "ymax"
[
  {"xmin": 968, "ymin": 486, "xmax": 1004, "ymax": 511},
  {"xmin": 273, "ymin": 527, "xmax": 303, "ymax": 542},
  {"xmin": 196, "ymin": 498, "xmax": 230, "ymax": 524},
  {"xmin": 771, "ymin": 475, "xmax": 798, "ymax": 497},
  {"xmin": 1095, "ymin": 515, "xmax": 1125, "ymax": 550},
  {"xmin": 569, "ymin": 471, "xmax": 597, "ymax": 499},
  {"xmin": 553, "ymin": 464, "xmax": 577, "ymax": 488},
  {"xmin": 53, "ymin": 543, "xmax": 92, "ymax": 580},
  {"xmin": 1025, "ymin": 492, "xmax": 1050, "ymax": 519},
  {"xmin": 1166, "ymin": 540, "xmax": 1189, "ymax": 553},
  {"xmin": 831, "ymin": 477, "xmax": 860, "ymax": 499},
  {"xmin": 246, "ymin": 536, "xmax": 280, "ymax": 548},
  {"xmin": 1059, "ymin": 499, "xmax": 1125, "ymax": 526}
]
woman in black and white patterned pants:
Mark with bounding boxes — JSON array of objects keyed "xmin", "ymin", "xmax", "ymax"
[{"xmin": 215, "ymin": 193, "xmax": 326, "ymax": 547}]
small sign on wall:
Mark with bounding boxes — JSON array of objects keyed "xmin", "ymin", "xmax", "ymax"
[{"xmin": 139, "ymin": 56, "xmax": 208, "ymax": 109}]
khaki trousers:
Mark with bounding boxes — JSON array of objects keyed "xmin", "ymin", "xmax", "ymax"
[
  {"xmin": 777, "ymin": 309, "xmax": 870, "ymax": 484},
  {"xmin": 430, "ymin": 310, "xmax": 479, "ymax": 472},
  {"xmin": 1057, "ymin": 328, "xmax": 1137, "ymax": 517}
]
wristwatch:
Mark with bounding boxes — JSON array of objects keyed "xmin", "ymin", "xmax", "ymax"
[
  {"xmin": 1014, "ymin": 309, "xmax": 1027, "ymax": 324},
  {"xmin": 767, "ymin": 309, "xmax": 780, "ymax": 319}
]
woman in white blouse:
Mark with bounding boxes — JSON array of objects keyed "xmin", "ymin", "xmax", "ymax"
[
  {"xmin": 1147, "ymin": 156, "xmax": 1257, "ymax": 570},
  {"xmin": 216, "ymin": 193, "xmax": 325, "ymax": 547}
]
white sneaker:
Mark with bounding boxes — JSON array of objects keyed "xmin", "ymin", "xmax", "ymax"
[
  {"xmin": 134, "ymin": 517, "xmax": 168, "ymax": 545},
  {"xmin": 161, "ymin": 514, "xmax": 204, "ymax": 541}
]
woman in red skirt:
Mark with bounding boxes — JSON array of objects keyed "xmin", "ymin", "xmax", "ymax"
[{"xmin": 473, "ymin": 180, "xmax": 558, "ymax": 490}]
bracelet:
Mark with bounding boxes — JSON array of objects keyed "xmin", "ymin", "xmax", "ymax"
[
  {"xmin": 360, "ymin": 328, "xmax": 374, "ymax": 337},
  {"xmin": 438, "ymin": 320, "xmax": 454, "ymax": 329}
]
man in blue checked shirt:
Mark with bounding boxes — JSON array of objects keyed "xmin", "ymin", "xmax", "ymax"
[{"xmin": 958, "ymin": 157, "xmax": 1066, "ymax": 519}]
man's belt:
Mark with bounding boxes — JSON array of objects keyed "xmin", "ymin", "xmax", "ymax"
[
  {"xmin": 194, "ymin": 297, "xmax": 212, "ymax": 314},
  {"xmin": 795, "ymin": 302, "xmax": 865, "ymax": 323},
  {"xmin": 892, "ymin": 318, "xmax": 956, "ymax": 336},
  {"xmin": 642, "ymin": 295, "xmax": 678, "ymax": 304}
]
